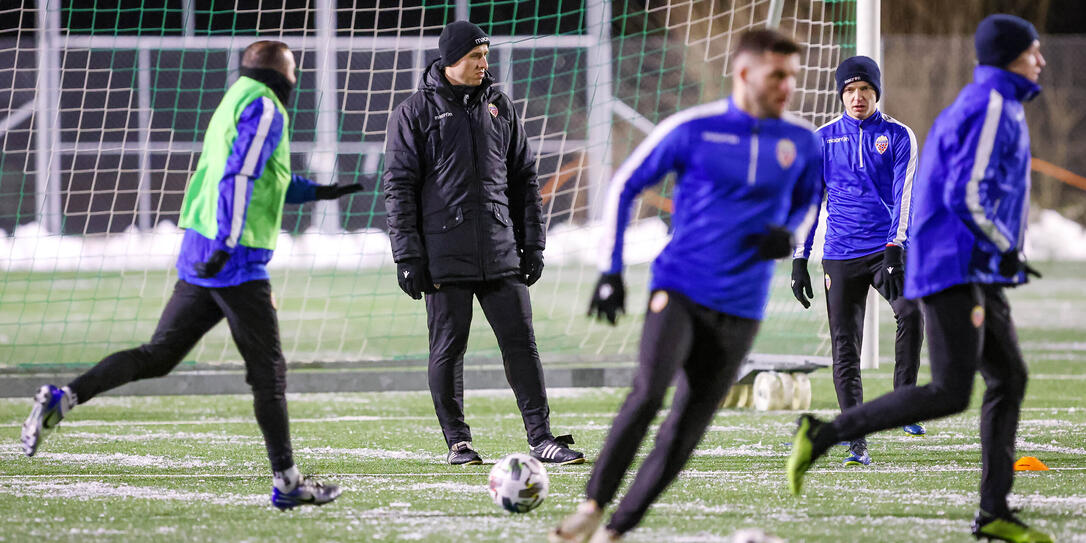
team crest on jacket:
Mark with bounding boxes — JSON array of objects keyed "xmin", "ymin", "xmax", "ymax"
[
  {"xmin": 650, "ymin": 291, "xmax": 669, "ymax": 313},
  {"xmin": 875, "ymin": 134, "xmax": 889, "ymax": 154},
  {"xmin": 487, "ymin": 103, "xmax": 499, "ymax": 118},
  {"xmin": 776, "ymin": 138, "xmax": 796, "ymax": 169},
  {"xmin": 971, "ymin": 305, "xmax": 985, "ymax": 328}
]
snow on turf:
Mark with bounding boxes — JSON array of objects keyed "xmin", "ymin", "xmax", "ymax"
[
  {"xmin": 0, "ymin": 480, "xmax": 264, "ymax": 506},
  {"xmin": 694, "ymin": 443, "xmax": 785, "ymax": 457},
  {"xmin": 296, "ymin": 446, "xmax": 433, "ymax": 461},
  {"xmin": 29, "ymin": 452, "xmax": 227, "ymax": 469},
  {"xmin": 914, "ymin": 440, "xmax": 1086, "ymax": 456},
  {"xmin": 57, "ymin": 430, "xmax": 260, "ymax": 444},
  {"xmin": 8, "ymin": 208, "xmax": 1078, "ymax": 272}
]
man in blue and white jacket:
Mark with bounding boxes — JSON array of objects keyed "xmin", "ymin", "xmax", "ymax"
[
  {"xmin": 788, "ymin": 15, "xmax": 1052, "ymax": 543},
  {"xmin": 791, "ymin": 56, "xmax": 925, "ymax": 466},
  {"xmin": 551, "ymin": 29, "xmax": 821, "ymax": 543}
]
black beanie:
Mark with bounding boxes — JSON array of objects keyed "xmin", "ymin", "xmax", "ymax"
[
  {"xmin": 975, "ymin": 14, "xmax": 1039, "ymax": 68},
  {"xmin": 439, "ymin": 20, "xmax": 490, "ymax": 66},
  {"xmin": 835, "ymin": 56, "xmax": 881, "ymax": 102}
]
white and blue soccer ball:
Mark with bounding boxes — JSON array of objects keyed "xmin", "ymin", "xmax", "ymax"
[{"xmin": 487, "ymin": 453, "xmax": 549, "ymax": 513}]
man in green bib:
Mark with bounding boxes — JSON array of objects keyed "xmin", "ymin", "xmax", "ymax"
[{"xmin": 20, "ymin": 40, "xmax": 361, "ymax": 511}]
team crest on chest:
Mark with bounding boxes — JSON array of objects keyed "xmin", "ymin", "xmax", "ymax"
[
  {"xmin": 650, "ymin": 291, "xmax": 669, "ymax": 313},
  {"xmin": 875, "ymin": 134, "xmax": 889, "ymax": 154},
  {"xmin": 776, "ymin": 138, "xmax": 796, "ymax": 169},
  {"xmin": 971, "ymin": 305, "xmax": 985, "ymax": 328},
  {"xmin": 487, "ymin": 103, "xmax": 499, "ymax": 118}
]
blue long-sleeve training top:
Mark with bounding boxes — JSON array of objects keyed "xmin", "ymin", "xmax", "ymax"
[
  {"xmin": 177, "ymin": 95, "xmax": 322, "ymax": 288},
  {"xmin": 905, "ymin": 65, "xmax": 1040, "ymax": 299},
  {"xmin": 797, "ymin": 109, "xmax": 919, "ymax": 260},
  {"xmin": 600, "ymin": 97, "xmax": 822, "ymax": 320}
]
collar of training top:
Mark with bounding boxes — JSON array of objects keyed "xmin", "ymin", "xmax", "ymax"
[
  {"xmin": 239, "ymin": 67, "xmax": 295, "ymax": 106},
  {"xmin": 973, "ymin": 64, "xmax": 1041, "ymax": 103}
]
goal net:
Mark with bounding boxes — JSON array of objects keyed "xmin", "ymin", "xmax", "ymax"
[{"xmin": 0, "ymin": 1, "xmax": 854, "ymax": 369}]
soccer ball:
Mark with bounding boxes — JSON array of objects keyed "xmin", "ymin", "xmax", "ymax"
[{"xmin": 487, "ymin": 453, "xmax": 549, "ymax": 513}]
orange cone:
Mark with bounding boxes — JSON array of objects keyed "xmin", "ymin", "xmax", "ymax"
[{"xmin": 1014, "ymin": 456, "xmax": 1049, "ymax": 471}]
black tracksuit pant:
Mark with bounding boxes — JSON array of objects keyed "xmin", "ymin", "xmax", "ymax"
[
  {"xmin": 823, "ymin": 251, "xmax": 923, "ymax": 450},
  {"xmin": 829, "ymin": 283, "xmax": 1027, "ymax": 516},
  {"xmin": 585, "ymin": 290, "xmax": 759, "ymax": 535},
  {"xmin": 67, "ymin": 279, "xmax": 294, "ymax": 472},
  {"xmin": 424, "ymin": 276, "xmax": 552, "ymax": 448}
]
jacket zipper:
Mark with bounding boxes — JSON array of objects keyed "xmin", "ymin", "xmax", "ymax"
[
  {"xmin": 858, "ymin": 126, "xmax": 865, "ymax": 169},
  {"xmin": 464, "ymin": 93, "xmax": 487, "ymax": 280},
  {"xmin": 747, "ymin": 123, "xmax": 759, "ymax": 185}
]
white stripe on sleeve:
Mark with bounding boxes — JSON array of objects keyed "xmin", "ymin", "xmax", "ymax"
[
  {"xmin": 885, "ymin": 116, "xmax": 918, "ymax": 245},
  {"xmin": 226, "ymin": 97, "xmax": 277, "ymax": 249},
  {"xmin": 597, "ymin": 99, "xmax": 730, "ymax": 271},
  {"xmin": 792, "ymin": 197, "xmax": 821, "ymax": 259},
  {"xmin": 965, "ymin": 89, "xmax": 1012, "ymax": 253}
]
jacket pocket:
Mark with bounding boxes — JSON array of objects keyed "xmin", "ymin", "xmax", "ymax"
[
  {"xmin": 423, "ymin": 206, "xmax": 464, "ymax": 234},
  {"xmin": 488, "ymin": 202, "xmax": 519, "ymax": 269},
  {"xmin": 491, "ymin": 202, "xmax": 511, "ymax": 226}
]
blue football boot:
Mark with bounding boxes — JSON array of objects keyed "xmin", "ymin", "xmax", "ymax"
[
  {"xmin": 903, "ymin": 423, "xmax": 927, "ymax": 436},
  {"xmin": 21, "ymin": 385, "xmax": 76, "ymax": 457},
  {"xmin": 843, "ymin": 441, "xmax": 871, "ymax": 466},
  {"xmin": 271, "ymin": 476, "xmax": 342, "ymax": 510}
]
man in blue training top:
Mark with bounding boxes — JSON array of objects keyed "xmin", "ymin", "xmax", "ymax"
[
  {"xmin": 20, "ymin": 41, "xmax": 362, "ymax": 511},
  {"xmin": 787, "ymin": 14, "xmax": 1052, "ymax": 543},
  {"xmin": 550, "ymin": 29, "xmax": 822, "ymax": 543},
  {"xmin": 790, "ymin": 55, "xmax": 925, "ymax": 467}
]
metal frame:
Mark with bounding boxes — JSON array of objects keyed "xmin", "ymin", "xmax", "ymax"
[
  {"xmin": 856, "ymin": 0, "xmax": 882, "ymax": 370},
  {"xmin": 31, "ymin": 1, "xmax": 607, "ymax": 235}
]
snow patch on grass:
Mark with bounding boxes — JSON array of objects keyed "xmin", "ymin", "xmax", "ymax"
[
  {"xmin": 29, "ymin": 452, "xmax": 227, "ymax": 469},
  {"xmin": 914, "ymin": 440, "xmax": 1086, "ymax": 456},
  {"xmin": 58, "ymin": 430, "xmax": 259, "ymax": 444},
  {"xmin": 0, "ymin": 480, "xmax": 264, "ymax": 507},
  {"xmin": 694, "ymin": 443, "xmax": 785, "ymax": 457},
  {"xmin": 297, "ymin": 447, "xmax": 434, "ymax": 461},
  {"xmin": 400, "ymin": 481, "xmax": 486, "ymax": 494}
]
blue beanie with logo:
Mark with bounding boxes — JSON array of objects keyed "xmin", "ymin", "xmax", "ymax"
[
  {"xmin": 835, "ymin": 56, "xmax": 881, "ymax": 102},
  {"xmin": 975, "ymin": 14, "xmax": 1038, "ymax": 68}
]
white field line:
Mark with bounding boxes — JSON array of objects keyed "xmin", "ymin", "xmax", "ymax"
[
  {"xmin": 694, "ymin": 444, "xmax": 786, "ymax": 457},
  {"xmin": 14, "ymin": 451, "xmax": 228, "ymax": 469},
  {"xmin": 0, "ymin": 480, "xmax": 266, "ymax": 506},
  {"xmin": 814, "ymin": 484, "xmax": 1086, "ymax": 511},
  {"xmin": 57, "ymin": 430, "xmax": 262, "ymax": 444},
  {"xmin": 2, "ymin": 405, "xmax": 1082, "ymax": 430},
  {"xmin": 1, "ymin": 466, "xmax": 1084, "ymax": 480},
  {"xmin": 0, "ymin": 412, "xmax": 630, "ymax": 429},
  {"xmin": 296, "ymin": 447, "xmax": 435, "ymax": 461}
]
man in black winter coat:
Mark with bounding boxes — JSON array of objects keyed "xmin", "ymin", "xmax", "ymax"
[{"xmin": 382, "ymin": 20, "xmax": 583, "ymax": 466}]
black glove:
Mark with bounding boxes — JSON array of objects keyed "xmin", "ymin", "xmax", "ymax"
[
  {"xmin": 749, "ymin": 224, "xmax": 793, "ymax": 260},
  {"xmin": 883, "ymin": 244, "xmax": 905, "ymax": 301},
  {"xmin": 587, "ymin": 273, "xmax": 625, "ymax": 325},
  {"xmin": 520, "ymin": 248, "xmax": 544, "ymax": 287},
  {"xmin": 791, "ymin": 258, "xmax": 813, "ymax": 309},
  {"xmin": 314, "ymin": 183, "xmax": 365, "ymax": 200},
  {"xmin": 396, "ymin": 258, "xmax": 432, "ymax": 300},
  {"xmin": 194, "ymin": 250, "xmax": 230, "ymax": 278},
  {"xmin": 998, "ymin": 250, "xmax": 1042, "ymax": 279}
]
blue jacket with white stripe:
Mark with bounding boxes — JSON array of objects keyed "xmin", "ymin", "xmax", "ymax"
[
  {"xmin": 905, "ymin": 66, "xmax": 1040, "ymax": 299},
  {"xmin": 176, "ymin": 93, "xmax": 322, "ymax": 288},
  {"xmin": 797, "ymin": 110, "xmax": 918, "ymax": 260},
  {"xmin": 601, "ymin": 97, "xmax": 822, "ymax": 320}
]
